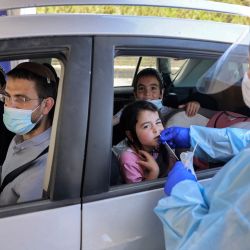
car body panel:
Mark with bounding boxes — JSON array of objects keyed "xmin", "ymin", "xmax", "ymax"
[
  {"xmin": 82, "ymin": 178, "xmax": 211, "ymax": 250},
  {"xmin": 82, "ymin": 189, "xmax": 165, "ymax": 250},
  {"xmin": 1, "ymin": 0, "xmax": 250, "ymax": 17},
  {"xmin": 0, "ymin": 204, "xmax": 81, "ymax": 250},
  {"xmin": 0, "ymin": 15, "xmax": 248, "ymax": 44}
]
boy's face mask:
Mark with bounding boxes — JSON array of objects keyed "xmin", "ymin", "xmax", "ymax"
[
  {"xmin": 3, "ymin": 105, "xmax": 42, "ymax": 135},
  {"xmin": 242, "ymin": 72, "xmax": 250, "ymax": 108},
  {"xmin": 146, "ymin": 99, "xmax": 163, "ymax": 110}
]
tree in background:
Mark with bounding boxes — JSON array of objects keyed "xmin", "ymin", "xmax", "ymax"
[{"xmin": 37, "ymin": 1, "xmax": 250, "ymax": 25}]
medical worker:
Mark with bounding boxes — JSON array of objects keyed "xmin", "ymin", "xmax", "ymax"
[{"xmin": 154, "ymin": 47, "xmax": 250, "ymax": 249}]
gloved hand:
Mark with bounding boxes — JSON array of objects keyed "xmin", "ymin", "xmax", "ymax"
[
  {"xmin": 164, "ymin": 161, "xmax": 197, "ymax": 196},
  {"xmin": 160, "ymin": 127, "xmax": 191, "ymax": 148}
]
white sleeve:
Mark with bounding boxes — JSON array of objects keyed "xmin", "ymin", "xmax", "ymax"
[{"xmin": 190, "ymin": 125, "xmax": 250, "ymax": 161}]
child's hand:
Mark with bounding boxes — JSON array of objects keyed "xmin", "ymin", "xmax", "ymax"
[
  {"xmin": 179, "ymin": 101, "xmax": 200, "ymax": 117},
  {"xmin": 137, "ymin": 150, "xmax": 159, "ymax": 180}
]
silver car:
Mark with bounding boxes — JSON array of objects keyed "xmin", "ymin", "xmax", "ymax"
[{"xmin": 0, "ymin": 1, "xmax": 249, "ymax": 249}]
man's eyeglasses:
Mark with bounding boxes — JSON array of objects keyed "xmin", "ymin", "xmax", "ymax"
[{"xmin": 0, "ymin": 93, "xmax": 42, "ymax": 104}]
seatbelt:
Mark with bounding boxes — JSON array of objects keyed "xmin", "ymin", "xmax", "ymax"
[{"xmin": 0, "ymin": 146, "xmax": 49, "ymax": 194}]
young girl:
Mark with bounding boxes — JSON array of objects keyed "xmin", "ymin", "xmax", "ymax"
[{"xmin": 119, "ymin": 100, "xmax": 176, "ymax": 183}]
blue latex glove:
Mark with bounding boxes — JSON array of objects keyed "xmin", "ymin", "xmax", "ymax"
[
  {"xmin": 160, "ymin": 127, "xmax": 191, "ymax": 148},
  {"xmin": 164, "ymin": 161, "xmax": 197, "ymax": 196}
]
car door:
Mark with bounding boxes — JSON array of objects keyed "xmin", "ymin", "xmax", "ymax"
[
  {"xmin": 0, "ymin": 35, "xmax": 92, "ymax": 250},
  {"xmin": 81, "ymin": 34, "xmax": 234, "ymax": 249}
]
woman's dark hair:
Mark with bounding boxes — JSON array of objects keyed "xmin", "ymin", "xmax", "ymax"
[
  {"xmin": 133, "ymin": 68, "xmax": 164, "ymax": 93},
  {"xmin": 120, "ymin": 100, "xmax": 159, "ymax": 149}
]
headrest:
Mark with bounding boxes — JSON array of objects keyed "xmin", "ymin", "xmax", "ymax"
[{"xmin": 0, "ymin": 66, "xmax": 6, "ymax": 87}]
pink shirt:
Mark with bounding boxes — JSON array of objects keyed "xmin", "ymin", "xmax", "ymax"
[{"xmin": 119, "ymin": 148, "xmax": 158, "ymax": 184}]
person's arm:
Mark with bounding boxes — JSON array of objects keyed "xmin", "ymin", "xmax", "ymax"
[
  {"xmin": 190, "ymin": 125, "xmax": 250, "ymax": 161},
  {"xmin": 119, "ymin": 150, "xmax": 159, "ymax": 183},
  {"xmin": 15, "ymin": 167, "xmax": 44, "ymax": 203},
  {"xmin": 119, "ymin": 150, "xmax": 145, "ymax": 183},
  {"xmin": 154, "ymin": 161, "xmax": 208, "ymax": 249},
  {"xmin": 160, "ymin": 126, "xmax": 250, "ymax": 162},
  {"xmin": 155, "ymin": 182, "xmax": 208, "ymax": 249},
  {"xmin": 14, "ymin": 157, "xmax": 46, "ymax": 204},
  {"xmin": 155, "ymin": 148, "xmax": 250, "ymax": 250}
]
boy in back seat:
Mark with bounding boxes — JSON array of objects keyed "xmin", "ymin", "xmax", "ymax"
[
  {"xmin": 113, "ymin": 68, "xmax": 201, "ymax": 156},
  {"xmin": 113, "ymin": 68, "xmax": 200, "ymax": 126}
]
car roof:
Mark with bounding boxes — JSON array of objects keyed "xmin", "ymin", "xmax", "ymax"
[
  {"xmin": 0, "ymin": 0, "xmax": 249, "ymax": 44},
  {"xmin": 0, "ymin": 14, "xmax": 248, "ymax": 44},
  {"xmin": 1, "ymin": 0, "xmax": 250, "ymax": 17}
]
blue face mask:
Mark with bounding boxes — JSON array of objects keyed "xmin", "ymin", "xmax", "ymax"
[
  {"xmin": 3, "ymin": 105, "xmax": 42, "ymax": 135},
  {"xmin": 146, "ymin": 99, "xmax": 163, "ymax": 110}
]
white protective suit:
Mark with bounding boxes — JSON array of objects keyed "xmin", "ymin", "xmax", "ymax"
[
  {"xmin": 155, "ymin": 30, "xmax": 250, "ymax": 248},
  {"xmin": 154, "ymin": 125, "xmax": 250, "ymax": 250}
]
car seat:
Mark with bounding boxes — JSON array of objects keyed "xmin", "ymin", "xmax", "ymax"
[
  {"xmin": 0, "ymin": 68, "xmax": 15, "ymax": 165},
  {"xmin": 165, "ymin": 110, "xmax": 210, "ymax": 128},
  {"xmin": 110, "ymin": 151, "xmax": 124, "ymax": 186}
]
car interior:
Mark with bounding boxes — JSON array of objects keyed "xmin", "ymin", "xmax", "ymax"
[
  {"xmin": 1, "ymin": 54, "xmax": 249, "ymax": 189},
  {"xmin": 111, "ymin": 54, "xmax": 250, "ymax": 186},
  {"xmin": 0, "ymin": 57, "xmax": 63, "ymax": 198}
]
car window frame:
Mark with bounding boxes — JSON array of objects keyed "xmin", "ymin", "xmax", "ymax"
[
  {"xmin": 82, "ymin": 35, "xmax": 230, "ymax": 202},
  {"xmin": 0, "ymin": 35, "xmax": 92, "ymax": 217}
]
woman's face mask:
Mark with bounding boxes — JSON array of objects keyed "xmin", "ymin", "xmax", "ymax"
[
  {"xmin": 3, "ymin": 105, "xmax": 42, "ymax": 135},
  {"xmin": 241, "ymin": 72, "xmax": 250, "ymax": 108}
]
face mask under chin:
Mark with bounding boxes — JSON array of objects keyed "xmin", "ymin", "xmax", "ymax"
[{"xmin": 146, "ymin": 99, "xmax": 163, "ymax": 110}]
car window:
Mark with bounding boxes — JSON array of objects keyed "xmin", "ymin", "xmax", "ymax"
[
  {"xmin": 114, "ymin": 56, "xmax": 157, "ymax": 87},
  {"xmin": 113, "ymin": 56, "xmax": 220, "ymax": 88},
  {"xmin": 0, "ymin": 56, "xmax": 63, "ymax": 206},
  {"xmin": 138, "ymin": 57, "xmax": 157, "ymax": 72},
  {"xmin": 112, "ymin": 50, "xmax": 249, "ymax": 186}
]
